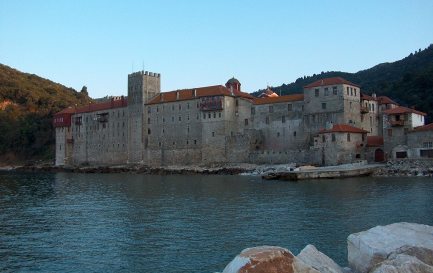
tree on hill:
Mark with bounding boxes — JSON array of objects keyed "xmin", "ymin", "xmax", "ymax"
[{"xmin": 0, "ymin": 64, "xmax": 93, "ymax": 163}]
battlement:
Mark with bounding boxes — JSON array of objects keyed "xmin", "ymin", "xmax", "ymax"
[{"xmin": 128, "ymin": 70, "xmax": 161, "ymax": 78}]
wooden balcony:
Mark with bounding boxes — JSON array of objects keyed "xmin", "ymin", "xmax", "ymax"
[{"xmin": 360, "ymin": 106, "xmax": 369, "ymax": 114}]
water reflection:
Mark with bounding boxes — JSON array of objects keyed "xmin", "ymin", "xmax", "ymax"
[{"xmin": 0, "ymin": 172, "xmax": 432, "ymax": 272}]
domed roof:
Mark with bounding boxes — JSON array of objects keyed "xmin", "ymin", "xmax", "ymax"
[{"xmin": 226, "ymin": 77, "xmax": 240, "ymax": 85}]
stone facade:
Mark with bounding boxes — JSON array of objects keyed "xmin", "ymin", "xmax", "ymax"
[{"xmin": 53, "ymin": 73, "xmax": 428, "ymax": 166}]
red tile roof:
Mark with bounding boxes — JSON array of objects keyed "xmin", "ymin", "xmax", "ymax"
[
  {"xmin": 377, "ymin": 96, "xmax": 397, "ymax": 105},
  {"xmin": 146, "ymin": 85, "xmax": 254, "ymax": 105},
  {"xmin": 304, "ymin": 77, "xmax": 359, "ymax": 88},
  {"xmin": 253, "ymin": 94, "xmax": 304, "ymax": 105},
  {"xmin": 383, "ymin": 106, "xmax": 426, "ymax": 116},
  {"xmin": 361, "ymin": 93, "xmax": 377, "ymax": 101},
  {"xmin": 319, "ymin": 124, "xmax": 368, "ymax": 134},
  {"xmin": 411, "ymin": 123, "xmax": 433, "ymax": 132},
  {"xmin": 55, "ymin": 97, "xmax": 128, "ymax": 116},
  {"xmin": 367, "ymin": 136, "xmax": 384, "ymax": 147}
]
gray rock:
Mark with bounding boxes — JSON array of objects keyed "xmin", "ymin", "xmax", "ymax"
[
  {"xmin": 347, "ymin": 222, "xmax": 433, "ymax": 273},
  {"xmin": 370, "ymin": 254, "xmax": 433, "ymax": 273},
  {"xmin": 297, "ymin": 244, "xmax": 344, "ymax": 273}
]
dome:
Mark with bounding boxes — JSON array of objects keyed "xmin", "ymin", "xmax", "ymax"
[{"xmin": 226, "ymin": 77, "xmax": 240, "ymax": 85}]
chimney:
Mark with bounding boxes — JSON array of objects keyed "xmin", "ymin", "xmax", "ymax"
[
  {"xmin": 372, "ymin": 93, "xmax": 377, "ymax": 98},
  {"xmin": 176, "ymin": 91, "xmax": 179, "ymax": 100},
  {"xmin": 193, "ymin": 89, "xmax": 197, "ymax": 97}
]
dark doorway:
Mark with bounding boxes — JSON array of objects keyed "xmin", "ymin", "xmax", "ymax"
[
  {"xmin": 396, "ymin": 151, "xmax": 408, "ymax": 159},
  {"xmin": 375, "ymin": 149, "xmax": 384, "ymax": 162}
]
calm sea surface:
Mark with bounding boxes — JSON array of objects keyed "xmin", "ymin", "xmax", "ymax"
[{"xmin": 0, "ymin": 172, "xmax": 432, "ymax": 272}]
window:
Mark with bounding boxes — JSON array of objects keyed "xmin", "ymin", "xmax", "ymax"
[
  {"xmin": 333, "ymin": 86, "xmax": 337, "ymax": 95},
  {"xmin": 194, "ymin": 140, "xmax": 197, "ymax": 145},
  {"xmin": 423, "ymin": 142, "xmax": 433, "ymax": 148},
  {"xmin": 293, "ymin": 131, "xmax": 297, "ymax": 137},
  {"xmin": 324, "ymin": 87, "xmax": 329, "ymax": 96},
  {"xmin": 350, "ymin": 87, "xmax": 353, "ymax": 96},
  {"xmin": 322, "ymin": 135, "xmax": 325, "ymax": 142},
  {"xmin": 347, "ymin": 87, "xmax": 349, "ymax": 95},
  {"xmin": 269, "ymin": 105, "xmax": 274, "ymax": 113},
  {"xmin": 404, "ymin": 128, "xmax": 408, "ymax": 135},
  {"xmin": 315, "ymin": 88, "xmax": 319, "ymax": 97},
  {"xmin": 265, "ymin": 116, "xmax": 270, "ymax": 124},
  {"xmin": 347, "ymin": 133, "xmax": 351, "ymax": 142},
  {"xmin": 350, "ymin": 102, "xmax": 352, "ymax": 109},
  {"xmin": 219, "ymin": 112, "xmax": 221, "ymax": 118},
  {"xmin": 322, "ymin": 103, "xmax": 326, "ymax": 110},
  {"xmin": 288, "ymin": 104, "xmax": 292, "ymax": 111},
  {"xmin": 172, "ymin": 117, "xmax": 174, "ymax": 122},
  {"xmin": 148, "ymin": 128, "xmax": 151, "ymax": 135},
  {"xmin": 179, "ymin": 104, "xmax": 181, "ymax": 110},
  {"xmin": 187, "ymin": 103, "xmax": 189, "ymax": 109},
  {"xmin": 354, "ymin": 89, "xmax": 357, "ymax": 96},
  {"xmin": 277, "ymin": 132, "xmax": 280, "ymax": 137},
  {"xmin": 387, "ymin": 129, "xmax": 392, "ymax": 137},
  {"xmin": 159, "ymin": 142, "xmax": 161, "ymax": 147},
  {"xmin": 148, "ymin": 117, "xmax": 150, "ymax": 124},
  {"xmin": 212, "ymin": 132, "xmax": 215, "ymax": 137},
  {"xmin": 213, "ymin": 112, "xmax": 216, "ymax": 118},
  {"xmin": 282, "ymin": 116, "xmax": 286, "ymax": 123},
  {"xmin": 235, "ymin": 99, "xmax": 239, "ymax": 107},
  {"xmin": 179, "ymin": 116, "xmax": 181, "ymax": 121},
  {"xmin": 332, "ymin": 133, "xmax": 336, "ymax": 142},
  {"xmin": 208, "ymin": 113, "xmax": 211, "ymax": 118},
  {"xmin": 203, "ymin": 113, "xmax": 206, "ymax": 119},
  {"xmin": 244, "ymin": 119, "xmax": 248, "ymax": 126}
]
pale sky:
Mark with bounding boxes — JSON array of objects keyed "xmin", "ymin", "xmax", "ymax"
[{"xmin": 1, "ymin": 0, "xmax": 432, "ymax": 98}]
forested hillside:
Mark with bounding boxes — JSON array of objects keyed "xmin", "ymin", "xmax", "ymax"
[
  {"xmin": 255, "ymin": 44, "xmax": 433, "ymax": 122},
  {"xmin": 0, "ymin": 64, "xmax": 92, "ymax": 163}
]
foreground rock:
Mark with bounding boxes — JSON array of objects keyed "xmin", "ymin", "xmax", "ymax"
[
  {"xmin": 222, "ymin": 246, "xmax": 319, "ymax": 273},
  {"xmin": 347, "ymin": 222, "xmax": 433, "ymax": 273},
  {"xmin": 297, "ymin": 244, "xmax": 343, "ymax": 273}
]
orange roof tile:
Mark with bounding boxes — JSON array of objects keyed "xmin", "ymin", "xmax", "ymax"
[
  {"xmin": 377, "ymin": 96, "xmax": 397, "ymax": 105},
  {"xmin": 383, "ymin": 106, "xmax": 426, "ymax": 116},
  {"xmin": 304, "ymin": 77, "xmax": 359, "ymax": 88},
  {"xmin": 55, "ymin": 97, "xmax": 128, "ymax": 116},
  {"xmin": 367, "ymin": 136, "xmax": 384, "ymax": 147},
  {"xmin": 253, "ymin": 94, "xmax": 304, "ymax": 105},
  {"xmin": 361, "ymin": 93, "xmax": 377, "ymax": 101},
  {"xmin": 319, "ymin": 124, "xmax": 368, "ymax": 134},
  {"xmin": 146, "ymin": 85, "xmax": 254, "ymax": 105},
  {"xmin": 411, "ymin": 123, "xmax": 433, "ymax": 132}
]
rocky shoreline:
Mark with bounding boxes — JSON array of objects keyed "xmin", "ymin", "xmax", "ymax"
[
  {"xmin": 1, "ymin": 159, "xmax": 432, "ymax": 177},
  {"xmin": 221, "ymin": 222, "xmax": 433, "ymax": 273}
]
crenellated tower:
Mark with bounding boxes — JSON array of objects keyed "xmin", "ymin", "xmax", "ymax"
[{"xmin": 127, "ymin": 70, "xmax": 161, "ymax": 163}]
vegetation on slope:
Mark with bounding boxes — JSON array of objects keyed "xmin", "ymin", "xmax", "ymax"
[
  {"xmin": 255, "ymin": 44, "xmax": 433, "ymax": 122},
  {"xmin": 0, "ymin": 64, "xmax": 92, "ymax": 163}
]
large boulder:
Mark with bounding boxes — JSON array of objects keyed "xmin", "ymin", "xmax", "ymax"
[
  {"xmin": 370, "ymin": 253, "xmax": 433, "ymax": 273},
  {"xmin": 347, "ymin": 222, "xmax": 433, "ymax": 273},
  {"xmin": 297, "ymin": 244, "xmax": 344, "ymax": 273},
  {"xmin": 222, "ymin": 246, "xmax": 320, "ymax": 273}
]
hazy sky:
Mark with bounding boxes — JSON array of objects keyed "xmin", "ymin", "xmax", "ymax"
[{"xmin": 1, "ymin": 0, "xmax": 432, "ymax": 98}]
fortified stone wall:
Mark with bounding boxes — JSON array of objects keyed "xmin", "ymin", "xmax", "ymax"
[{"xmin": 71, "ymin": 107, "xmax": 128, "ymax": 165}]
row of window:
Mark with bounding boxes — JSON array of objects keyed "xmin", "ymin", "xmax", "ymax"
[
  {"xmin": 158, "ymin": 139, "xmax": 198, "ymax": 147},
  {"xmin": 148, "ymin": 111, "xmax": 223, "ymax": 124},
  {"xmin": 315, "ymin": 86, "xmax": 339, "ymax": 97}
]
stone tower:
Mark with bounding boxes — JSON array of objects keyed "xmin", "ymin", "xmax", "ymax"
[{"xmin": 127, "ymin": 70, "xmax": 161, "ymax": 163}]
